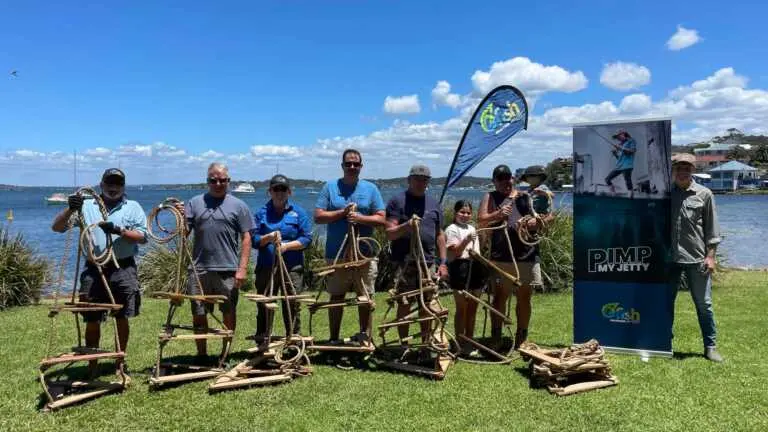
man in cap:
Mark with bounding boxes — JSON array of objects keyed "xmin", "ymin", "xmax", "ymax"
[
  {"xmin": 51, "ymin": 168, "xmax": 148, "ymax": 381},
  {"xmin": 604, "ymin": 129, "xmax": 636, "ymax": 196},
  {"xmin": 670, "ymin": 153, "xmax": 723, "ymax": 362},
  {"xmin": 314, "ymin": 149, "xmax": 386, "ymax": 344},
  {"xmin": 478, "ymin": 164, "xmax": 542, "ymax": 349},
  {"xmin": 520, "ymin": 165, "xmax": 555, "ymax": 216},
  {"xmin": 177, "ymin": 162, "xmax": 253, "ymax": 359},
  {"xmin": 385, "ymin": 164, "xmax": 448, "ymax": 345}
]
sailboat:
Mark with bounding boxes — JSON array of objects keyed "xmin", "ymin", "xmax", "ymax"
[{"xmin": 45, "ymin": 150, "xmax": 77, "ymax": 205}]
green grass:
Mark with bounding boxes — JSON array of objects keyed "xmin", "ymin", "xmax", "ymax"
[{"xmin": 1, "ymin": 272, "xmax": 766, "ymax": 431}]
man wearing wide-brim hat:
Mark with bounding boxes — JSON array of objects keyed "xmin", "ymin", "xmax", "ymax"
[
  {"xmin": 520, "ymin": 165, "xmax": 554, "ymax": 215},
  {"xmin": 604, "ymin": 129, "xmax": 637, "ymax": 196},
  {"xmin": 670, "ymin": 153, "xmax": 724, "ymax": 362}
]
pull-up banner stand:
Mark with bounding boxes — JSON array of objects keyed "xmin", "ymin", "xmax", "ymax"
[{"xmin": 572, "ymin": 118, "xmax": 674, "ymax": 357}]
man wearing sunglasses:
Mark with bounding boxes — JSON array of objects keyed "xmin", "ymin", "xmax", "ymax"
[
  {"xmin": 51, "ymin": 168, "xmax": 148, "ymax": 383},
  {"xmin": 314, "ymin": 149, "xmax": 386, "ymax": 344},
  {"xmin": 177, "ymin": 162, "xmax": 253, "ymax": 360}
]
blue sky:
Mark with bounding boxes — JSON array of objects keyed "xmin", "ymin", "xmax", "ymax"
[{"xmin": 1, "ymin": 1, "xmax": 766, "ymax": 185}]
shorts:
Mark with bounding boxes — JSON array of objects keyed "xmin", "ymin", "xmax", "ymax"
[
  {"xmin": 448, "ymin": 259, "xmax": 488, "ymax": 291},
  {"xmin": 393, "ymin": 261, "xmax": 436, "ymax": 294},
  {"xmin": 326, "ymin": 259, "xmax": 377, "ymax": 297},
  {"xmin": 254, "ymin": 265, "xmax": 304, "ymax": 295},
  {"xmin": 490, "ymin": 259, "xmax": 542, "ymax": 293},
  {"xmin": 78, "ymin": 260, "xmax": 141, "ymax": 322},
  {"xmin": 189, "ymin": 269, "xmax": 239, "ymax": 316}
]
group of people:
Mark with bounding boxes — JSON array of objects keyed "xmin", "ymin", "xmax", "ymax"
[{"xmin": 49, "ymin": 148, "xmax": 725, "ymax": 383}]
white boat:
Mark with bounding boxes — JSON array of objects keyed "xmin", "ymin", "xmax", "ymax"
[
  {"xmin": 232, "ymin": 183, "xmax": 256, "ymax": 194},
  {"xmin": 45, "ymin": 193, "xmax": 68, "ymax": 205}
]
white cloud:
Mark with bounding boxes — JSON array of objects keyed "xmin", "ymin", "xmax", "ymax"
[
  {"xmin": 667, "ymin": 25, "xmax": 702, "ymax": 51},
  {"xmin": 383, "ymin": 95, "xmax": 421, "ymax": 115},
  {"xmin": 249, "ymin": 145, "xmax": 302, "ymax": 160},
  {"xmin": 431, "ymin": 80, "xmax": 462, "ymax": 109},
  {"xmin": 13, "ymin": 149, "xmax": 46, "ymax": 158},
  {"xmin": 619, "ymin": 94, "xmax": 653, "ymax": 113},
  {"xmin": 600, "ymin": 62, "xmax": 651, "ymax": 91},
  {"xmin": 85, "ymin": 147, "xmax": 112, "ymax": 157},
  {"xmin": 470, "ymin": 57, "xmax": 588, "ymax": 96},
  {"xmin": 670, "ymin": 67, "xmax": 748, "ymax": 97},
  {"xmin": 200, "ymin": 150, "xmax": 224, "ymax": 158}
]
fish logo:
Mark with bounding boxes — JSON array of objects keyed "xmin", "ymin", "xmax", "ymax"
[{"xmin": 479, "ymin": 101, "xmax": 523, "ymax": 134}]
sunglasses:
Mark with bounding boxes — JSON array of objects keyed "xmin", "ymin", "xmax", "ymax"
[
  {"xmin": 343, "ymin": 162, "xmax": 362, "ymax": 168},
  {"xmin": 271, "ymin": 186, "xmax": 288, "ymax": 193},
  {"xmin": 494, "ymin": 175, "xmax": 512, "ymax": 182},
  {"xmin": 207, "ymin": 177, "xmax": 230, "ymax": 185},
  {"xmin": 103, "ymin": 181, "xmax": 125, "ymax": 187}
]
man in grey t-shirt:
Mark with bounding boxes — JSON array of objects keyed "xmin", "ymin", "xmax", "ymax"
[{"xmin": 179, "ymin": 162, "xmax": 253, "ymax": 358}]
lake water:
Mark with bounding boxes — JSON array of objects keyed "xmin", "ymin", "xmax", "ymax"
[{"xmin": 1, "ymin": 186, "xmax": 766, "ymax": 292}]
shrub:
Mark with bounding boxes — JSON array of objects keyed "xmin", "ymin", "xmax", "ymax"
[{"xmin": 0, "ymin": 224, "xmax": 52, "ymax": 309}]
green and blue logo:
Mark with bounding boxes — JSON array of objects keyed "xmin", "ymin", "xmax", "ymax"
[{"xmin": 601, "ymin": 302, "xmax": 640, "ymax": 324}]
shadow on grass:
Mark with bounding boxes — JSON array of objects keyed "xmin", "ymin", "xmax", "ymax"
[
  {"xmin": 36, "ymin": 363, "xmax": 126, "ymax": 411},
  {"xmin": 672, "ymin": 351, "xmax": 704, "ymax": 361}
]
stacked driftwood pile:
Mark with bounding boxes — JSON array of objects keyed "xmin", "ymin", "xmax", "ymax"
[{"xmin": 518, "ymin": 339, "xmax": 618, "ymax": 396}]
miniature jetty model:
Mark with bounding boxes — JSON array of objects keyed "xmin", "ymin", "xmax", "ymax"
[
  {"xmin": 518, "ymin": 339, "xmax": 618, "ymax": 396},
  {"xmin": 210, "ymin": 231, "xmax": 313, "ymax": 392},
  {"xmin": 146, "ymin": 198, "xmax": 233, "ymax": 388},
  {"xmin": 375, "ymin": 215, "xmax": 456, "ymax": 379}
]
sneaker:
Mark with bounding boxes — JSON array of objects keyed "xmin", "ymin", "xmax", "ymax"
[
  {"xmin": 705, "ymin": 347, "xmax": 724, "ymax": 363},
  {"xmin": 350, "ymin": 332, "xmax": 369, "ymax": 344}
]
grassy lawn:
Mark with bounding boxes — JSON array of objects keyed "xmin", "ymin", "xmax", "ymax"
[{"xmin": 0, "ymin": 271, "xmax": 766, "ymax": 431}]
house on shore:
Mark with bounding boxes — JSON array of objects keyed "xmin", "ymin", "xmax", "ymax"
[{"xmin": 705, "ymin": 160, "xmax": 759, "ymax": 191}]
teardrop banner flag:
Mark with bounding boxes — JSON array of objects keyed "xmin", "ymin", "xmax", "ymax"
[{"xmin": 439, "ymin": 85, "xmax": 529, "ymax": 203}]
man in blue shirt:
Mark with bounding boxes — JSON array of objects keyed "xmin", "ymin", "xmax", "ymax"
[
  {"xmin": 605, "ymin": 129, "xmax": 637, "ymax": 196},
  {"xmin": 251, "ymin": 175, "xmax": 312, "ymax": 337},
  {"xmin": 51, "ymin": 168, "xmax": 147, "ymax": 381},
  {"xmin": 314, "ymin": 149, "xmax": 386, "ymax": 343}
]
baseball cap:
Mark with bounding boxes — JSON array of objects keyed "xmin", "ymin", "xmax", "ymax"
[
  {"xmin": 269, "ymin": 174, "xmax": 290, "ymax": 188},
  {"xmin": 102, "ymin": 168, "xmax": 125, "ymax": 184},
  {"xmin": 492, "ymin": 164, "xmax": 513, "ymax": 179},
  {"xmin": 671, "ymin": 153, "xmax": 696, "ymax": 166},
  {"xmin": 409, "ymin": 164, "xmax": 431, "ymax": 178}
]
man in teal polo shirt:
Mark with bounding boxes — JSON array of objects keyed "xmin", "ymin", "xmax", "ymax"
[
  {"xmin": 314, "ymin": 149, "xmax": 386, "ymax": 343},
  {"xmin": 51, "ymin": 168, "xmax": 148, "ymax": 380}
]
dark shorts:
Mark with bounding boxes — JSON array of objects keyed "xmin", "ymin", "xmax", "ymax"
[
  {"xmin": 393, "ymin": 262, "xmax": 436, "ymax": 294},
  {"xmin": 188, "ymin": 270, "xmax": 239, "ymax": 316},
  {"xmin": 78, "ymin": 258, "xmax": 141, "ymax": 322},
  {"xmin": 254, "ymin": 265, "xmax": 304, "ymax": 295},
  {"xmin": 448, "ymin": 259, "xmax": 488, "ymax": 291}
]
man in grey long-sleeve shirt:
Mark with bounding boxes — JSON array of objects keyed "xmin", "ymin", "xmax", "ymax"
[{"xmin": 670, "ymin": 153, "xmax": 723, "ymax": 362}]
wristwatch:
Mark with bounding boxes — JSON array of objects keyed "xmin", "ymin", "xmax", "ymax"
[{"xmin": 438, "ymin": 258, "xmax": 447, "ymax": 266}]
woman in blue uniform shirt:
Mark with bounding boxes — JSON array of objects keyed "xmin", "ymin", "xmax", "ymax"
[{"xmin": 250, "ymin": 174, "xmax": 313, "ymax": 338}]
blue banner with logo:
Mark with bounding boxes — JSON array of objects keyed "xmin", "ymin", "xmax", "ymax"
[
  {"xmin": 439, "ymin": 85, "xmax": 528, "ymax": 203},
  {"xmin": 572, "ymin": 119, "xmax": 674, "ymax": 355}
]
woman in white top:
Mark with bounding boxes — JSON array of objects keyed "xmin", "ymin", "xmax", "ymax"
[{"xmin": 445, "ymin": 200, "xmax": 486, "ymax": 356}]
